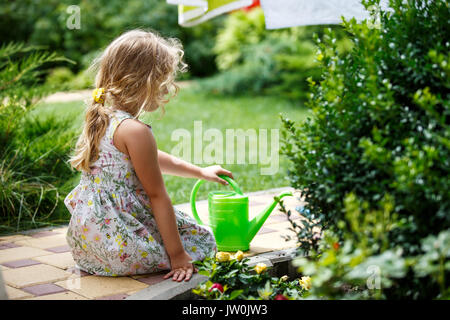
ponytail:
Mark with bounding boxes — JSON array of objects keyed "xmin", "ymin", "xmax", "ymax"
[{"xmin": 68, "ymin": 89, "xmax": 111, "ymax": 173}]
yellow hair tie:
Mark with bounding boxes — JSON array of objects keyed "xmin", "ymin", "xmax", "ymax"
[{"xmin": 92, "ymin": 88, "xmax": 106, "ymax": 104}]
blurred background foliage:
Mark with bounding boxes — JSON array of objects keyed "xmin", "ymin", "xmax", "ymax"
[
  {"xmin": 198, "ymin": 8, "xmax": 352, "ymax": 100},
  {"xmin": 0, "ymin": 1, "xmax": 351, "ymax": 100},
  {"xmin": 0, "ymin": 0, "xmax": 223, "ymax": 87}
]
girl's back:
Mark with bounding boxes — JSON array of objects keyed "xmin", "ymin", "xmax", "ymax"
[{"xmin": 64, "ymin": 108, "xmax": 216, "ymax": 276}]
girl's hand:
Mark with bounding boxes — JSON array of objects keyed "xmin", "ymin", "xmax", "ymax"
[
  {"xmin": 164, "ymin": 250, "xmax": 197, "ymax": 282},
  {"xmin": 200, "ymin": 165, "xmax": 234, "ymax": 186}
]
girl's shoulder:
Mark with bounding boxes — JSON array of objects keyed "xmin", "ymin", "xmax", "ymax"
[
  {"xmin": 107, "ymin": 109, "xmax": 152, "ymax": 142},
  {"xmin": 110, "ymin": 109, "xmax": 152, "ymax": 129}
]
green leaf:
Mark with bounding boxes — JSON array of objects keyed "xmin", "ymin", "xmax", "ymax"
[
  {"xmin": 198, "ymin": 270, "xmax": 210, "ymax": 277},
  {"xmin": 229, "ymin": 289, "xmax": 244, "ymax": 300}
]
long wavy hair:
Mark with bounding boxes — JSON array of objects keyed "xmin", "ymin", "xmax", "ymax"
[{"xmin": 68, "ymin": 29, "xmax": 187, "ymax": 173}]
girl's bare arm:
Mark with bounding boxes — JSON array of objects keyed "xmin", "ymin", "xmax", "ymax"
[{"xmin": 157, "ymin": 149, "xmax": 234, "ymax": 185}]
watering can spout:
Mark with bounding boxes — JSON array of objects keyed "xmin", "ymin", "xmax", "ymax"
[{"xmin": 247, "ymin": 190, "xmax": 293, "ymax": 243}]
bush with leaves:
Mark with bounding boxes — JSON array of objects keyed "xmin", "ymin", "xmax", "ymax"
[
  {"xmin": 0, "ymin": 43, "xmax": 77, "ymax": 233},
  {"xmin": 279, "ymin": 0, "xmax": 449, "ymax": 299},
  {"xmin": 277, "ymin": 193, "xmax": 449, "ymax": 300}
]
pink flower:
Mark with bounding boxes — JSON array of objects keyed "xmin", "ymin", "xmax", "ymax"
[
  {"xmin": 104, "ymin": 218, "xmax": 111, "ymax": 225},
  {"xmin": 209, "ymin": 283, "xmax": 224, "ymax": 293},
  {"xmin": 120, "ymin": 253, "xmax": 130, "ymax": 262}
]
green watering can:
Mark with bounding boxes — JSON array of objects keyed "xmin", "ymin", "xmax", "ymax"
[{"xmin": 190, "ymin": 174, "xmax": 293, "ymax": 251}]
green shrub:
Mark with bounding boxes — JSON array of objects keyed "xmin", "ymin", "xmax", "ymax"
[
  {"xmin": 45, "ymin": 67, "xmax": 74, "ymax": 91},
  {"xmin": 0, "ymin": 42, "xmax": 76, "ymax": 234},
  {"xmin": 70, "ymin": 69, "xmax": 95, "ymax": 90},
  {"xmin": 45, "ymin": 65, "xmax": 94, "ymax": 91},
  {"xmin": 280, "ymin": 0, "xmax": 449, "ymax": 299},
  {"xmin": 214, "ymin": 8, "xmax": 267, "ymax": 71},
  {"xmin": 198, "ymin": 36, "xmax": 284, "ymax": 96},
  {"xmin": 276, "ymin": 193, "xmax": 449, "ymax": 300}
]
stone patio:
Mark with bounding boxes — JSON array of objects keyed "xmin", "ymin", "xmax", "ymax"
[{"xmin": 0, "ymin": 187, "xmax": 303, "ymax": 300}]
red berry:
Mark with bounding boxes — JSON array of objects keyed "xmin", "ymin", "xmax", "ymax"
[
  {"xmin": 333, "ymin": 242, "xmax": 340, "ymax": 250},
  {"xmin": 209, "ymin": 283, "xmax": 224, "ymax": 293},
  {"xmin": 275, "ymin": 294, "xmax": 288, "ymax": 300}
]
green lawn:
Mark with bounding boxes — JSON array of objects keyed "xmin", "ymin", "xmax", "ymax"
[{"xmin": 34, "ymin": 87, "xmax": 309, "ymax": 220}]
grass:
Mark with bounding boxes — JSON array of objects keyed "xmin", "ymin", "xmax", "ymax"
[{"xmin": 11, "ymin": 86, "xmax": 309, "ymax": 232}]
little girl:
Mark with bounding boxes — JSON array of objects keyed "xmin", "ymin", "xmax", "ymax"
[{"xmin": 64, "ymin": 29, "xmax": 233, "ymax": 282}]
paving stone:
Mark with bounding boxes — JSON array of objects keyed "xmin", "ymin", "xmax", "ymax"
[
  {"xmin": 46, "ymin": 245, "xmax": 71, "ymax": 253},
  {"xmin": 21, "ymin": 283, "xmax": 67, "ymax": 296},
  {"xmin": 14, "ymin": 234, "xmax": 67, "ymax": 249},
  {"xmin": 246, "ymin": 246, "xmax": 272, "ymax": 255},
  {"xmin": 2, "ymin": 259, "xmax": 42, "ymax": 268},
  {"xmin": 2, "ymin": 264, "xmax": 71, "ymax": 288},
  {"xmin": 250, "ymin": 231, "xmax": 297, "ymax": 253},
  {"xmin": 256, "ymin": 227, "xmax": 277, "ymax": 235},
  {"xmin": 265, "ymin": 214, "xmax": 289, "ymax": 224},
  {"xmin": 0, "ymin": 242, "xmax": 21, "ymax": 250},
  {"xmin": 134, "ymin": 272, "xmax": 167, "ymax": 286},
  {"xmin": 33, "ymin": 252, "xmax": 75, "ymax": 270},
  {"xmin": 126, "ymin": 289, "xmax": 144, "ymax": 295},
  {"xmin": 249, "ymin": 199, "xmax": 267, "ymax": 206},
  {"xmin": 55, "ymin": 275, "xmax": 148, "ymax": 299},
  {"xmin": 0, "ymin": 246, "xmax": 52, "ymax": 264},
  {"xmin": 270, "ymin": 221, "xmax": 299, "ymax": 233},
  {"xmin": 127, "ymin": 273, "xmax": 207, "ymax": 300},
  {"xmin": 30, "ymin": 231, "xmax": 57, "ymax": 238},
  {"xmin": 4, "ymin": 285, "xmax": 34, "ymax": 300},
  {"xmin": 66, "ymin": 266, "xmax": 91, "ymax": 277},
  {"xmin": 0, "ymin": 235, "xmax": 32, "ymax": 243},
  {"xmin": 25, "ymin": 291, "xmax": 88, "ymax": 300},
  {"xmin": 50, "ymin": 227, "xmax": 68, "ymax": 234},
  {"xmin": 95, "ymin": 293, "xmax": 129, "ymax": 300}
]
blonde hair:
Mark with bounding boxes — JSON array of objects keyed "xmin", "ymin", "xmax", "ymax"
[{"xmin": 69, "ymin": 29, "xmax": 187, "ymax": 173}]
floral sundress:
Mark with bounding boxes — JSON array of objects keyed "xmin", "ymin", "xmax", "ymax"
[{"xmin": 64, "ymin": 109, "xmax": 216, "ymax": 276}]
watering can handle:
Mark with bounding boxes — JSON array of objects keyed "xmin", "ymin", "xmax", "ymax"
[{"xmin": 190, "ymin": 174, "xmax": 243, "ymax": 226}]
